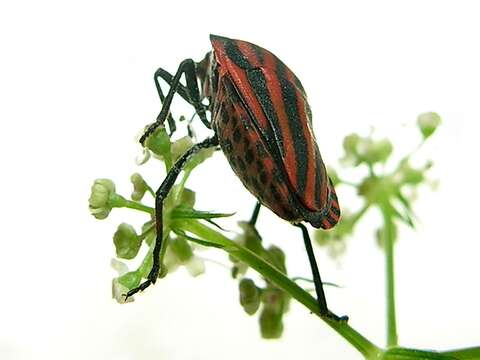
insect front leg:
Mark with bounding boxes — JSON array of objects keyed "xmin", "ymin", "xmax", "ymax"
[
  {"xmin": 155, "ymin": 64, "xmax": 210, "ymax": 130},
  {"xmin": 150, "ymin": 61, "xmax": 210, "ymax": 139},
  {"xmin": 141, "ymin": 59, "xmax": 194, "ymax": 144},
  {"xmin": 153, "ymin": 67, "xmax": 178, "ymax": 136},
  {"xmin": 295, "ymin": 223, "xmax": 348, "ymax": 322},
  {"xmin": 125, "ymin": 136, "xmax": 219, "ymax": 300}
]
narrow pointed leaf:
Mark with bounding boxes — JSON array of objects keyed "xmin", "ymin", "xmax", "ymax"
[{"xmin": 171, "ymin": 206, "xmax": 235, "ymax": 220}]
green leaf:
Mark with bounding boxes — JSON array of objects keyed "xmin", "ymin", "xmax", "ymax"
[
  {"xmin": 173, "ymin": 229, "xmax": 225, "ymax": 249},
  {"xmin": 203, "ymin": 218, "xmax": 230, "ymax": 232},
  {"xmin": 171, "ymin": 206, "xmax": 235, "ymax": 220},
  {"xmin": 390, "ymin": 203, "xmax": 415, "ymax": 228},
  {"xmin": 394, "ymin": 191, "xmax": 418, "ymax": 225},
  {"xmin": 395, "ymin": 190, "xmax": 413, "ymax": 212}
]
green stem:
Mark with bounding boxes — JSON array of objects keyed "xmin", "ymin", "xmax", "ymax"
[
  {"xmin": 382, "ymin": 348, "xmax": 458, "ymax": 359},
  {"xmin": 146, "ymin": 184, "xmax": 156, "ymax": 198},
  {"xmin": 400, "ymin": 137, "xmax": 427, "ymax": 165},
  {"xmin": 176, "ymin": 219, "xmax": 383, "ymax": 359},
  {"xmin": 123, "ymin": 199, "xmax": 155, "ymax": 215},
  {"xmin": 441, "ymin": 346, "xmax": 480, "ymax": 359},
  {"xmin": 352, "ymin": 203, "xmax": 370, "ymax": 225},
  {"xmin": 111, "ymin": 193, "xmax": 155, "ymax": 215},
  {"xmin": 174, "ymin": 168, "xmax": 192, "ymax": 203},
  {"xmin": 163, "ymin": 146, "xmax": 173, "ymax": 172},
  {"xmin": 382, "ymin": 205, "xmax": 398, "ymax": 348}
]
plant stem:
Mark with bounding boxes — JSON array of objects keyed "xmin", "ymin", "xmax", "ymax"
[
  {"xmin": 174, "ymin": 168, "xmax": 192, "ymax": 203},
  {"xmin": 177, "ymin": 219, "xmax": 383, "ymax": 359},
  {"xmin": 353, "ymin": 203, "xmax": 370, "ymax": 225},
  {"xmin": 382, "ymin": 347, "xmax": 458, "ymax": 359},
  {"xmin": 146, "ymin": 184, "xmax": 156, "ymax": 198},
  {"xmin": 382, "ymin": 205, "xmax": 398, "ymax": 347},
  {"xmin": 123, "ymin": 199, "xmax": 155, "ymax": 215},
  {"xmin": 441, "ymin": 346, "xmax": 480, "ymax": 359}
]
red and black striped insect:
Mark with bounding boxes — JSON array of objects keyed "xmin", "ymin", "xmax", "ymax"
[{"xmin": 126, "ymin": 35, "xmax": 346, "ymax": 321}]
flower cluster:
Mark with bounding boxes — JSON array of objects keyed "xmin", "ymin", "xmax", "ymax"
[
  {"xmin": 316, "ymin": 113, "xmax": 441, "ymax": 256},
  {"xmin": 232, "ymin": 222, "xmax": 291, "ymax": 338},
  {"xmin": 89, "ymin": 125, "xmax": 219, "ymax": 303}
]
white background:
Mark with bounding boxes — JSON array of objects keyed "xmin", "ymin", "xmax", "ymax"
[{"xmin": 1, "ymin": 1, "xmax": 479, "ymax": 359}]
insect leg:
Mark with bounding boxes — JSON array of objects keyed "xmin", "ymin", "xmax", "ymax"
[
  {"xmin": 154, "ymin": 67, "xmax": 193, "ymax": 136},
  {"xmin": 249, "ymin": 202, "xmax": 262, "ymax": 226},
  {"xmin": 125, "ymin": 136, "xmax": 219, "ymax": 300},
  {"xmin": 181, "ymin": 60, "xmax": 210, "ymax": 130},
  {"xmin": 154, "ymin": 67, "xmax": 194, "ymax": 104},
  {"xmin": 141, "ymin": 59, "xmax": 198, "ymax": 145},
  {"xmin": 153, "ymin": 63, "xmax": 210, "ymax": 136},
  {"xmin": 153, "ymin": 68, "xmax": 176, "ymax": 135},
  {"xmin": 295, "ymin": 223, "xmax": 348, "ymax": 322}
]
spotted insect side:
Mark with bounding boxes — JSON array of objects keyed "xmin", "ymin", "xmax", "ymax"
[{"xmin": 213, "ymin": 75, "xmax": 300, "ymax": 222}]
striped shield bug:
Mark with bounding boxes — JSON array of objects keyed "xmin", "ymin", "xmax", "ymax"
[{"xmin": 126, "ymin": 35, "xmax": 347, "ymax": 322}]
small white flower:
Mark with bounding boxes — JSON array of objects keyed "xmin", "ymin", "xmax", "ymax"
[{"xmin": 88, "ymin": 179, "xmax": 116, "ymax": 219}]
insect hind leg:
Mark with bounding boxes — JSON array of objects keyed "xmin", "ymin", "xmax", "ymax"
[
  {"xmin": 249, "ymin": 201, "xmax": 261, "ymax": 226},
  {"xmin": 295, "ymin": 223, "xmax": 348, "ymax": 322}
]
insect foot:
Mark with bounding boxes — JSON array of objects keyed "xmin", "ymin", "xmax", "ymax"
[
  {"xmin": 123, "ymin": 279, "xmax": 153, "ymax": 302},
  {"xmin": 325, "ymin": 310, "xmax": 349, "ymax": 323}
]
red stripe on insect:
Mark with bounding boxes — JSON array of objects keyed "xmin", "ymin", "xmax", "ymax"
[
  {"xmin": 321, "ymin": 218, "xmax": 332, "ymax": 229},
  {"xmin": 223, "ymin": 64, "xmax": 270, "ymax": 132},
  {"xmin": 236, "ymin": 41, "xmax": 263, "ymax": 68},
  {"xmin": 262, "ymin": 51, "xmax": 299, "ymax": 189},
  {"xmin": 331, "ymin": 198, "xmax": 339, "ymax": 210},
  {"xmin": 328, "ymin": 208, "xmax": 339, "ymax": 222},
  {"xmin": 292, "ymin": 77, "xmax": 317, "ymax": 210}
]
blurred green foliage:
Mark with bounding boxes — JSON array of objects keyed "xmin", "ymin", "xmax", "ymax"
[{"xmin": 315, "ymin": 112, "xmax": 440, "ymax": 257}]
